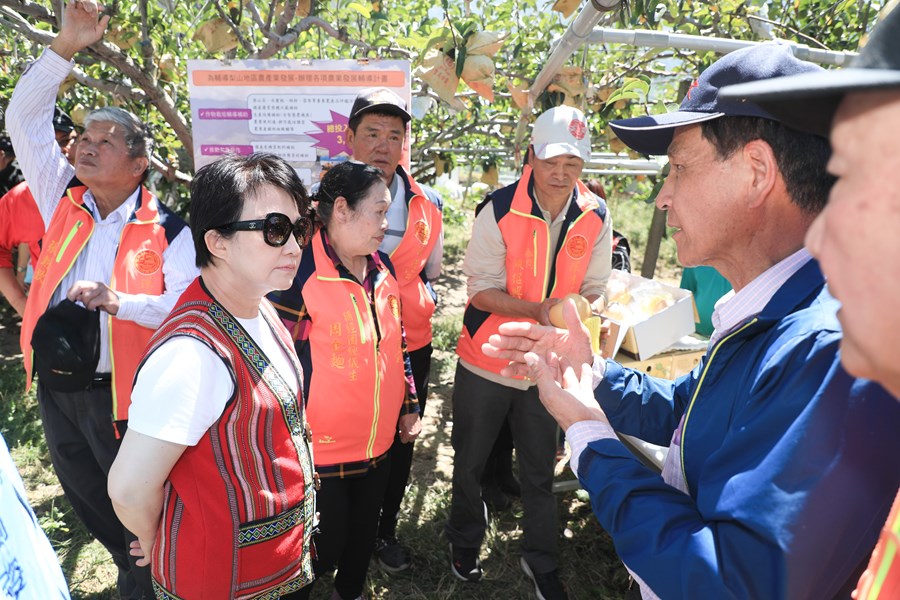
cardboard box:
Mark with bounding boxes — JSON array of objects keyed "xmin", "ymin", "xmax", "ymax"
[
  {"xmin": 603, "ymin": 271, "xmax": 696, "ymax": 360},
  {"xmin": 616, "ymin": 348, "xmax": 705, "ymax": 380}
]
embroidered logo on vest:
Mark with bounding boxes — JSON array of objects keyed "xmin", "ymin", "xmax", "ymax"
[
  {"xmin": 388, "ymin": 294, "xmax": 401, "ymax": 319},
  {"xmin": 565, "ymin": 234, "xmax": 589, "ymax": 260},
  {"xmin": 414, "ymin": 219, "xmax": 430, "ymax": 245},
  {"xmin": 318, "ymin": 435, "xmax": 336, "ymax": 444},
  {"xmin": 134, "ymin": 249, "xmax": 162, "ymax": 275}
]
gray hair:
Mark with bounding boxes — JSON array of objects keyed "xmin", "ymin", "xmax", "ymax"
[{"xmin": 84, "ymin": 107, "xmax": 154, "ymax": 162}]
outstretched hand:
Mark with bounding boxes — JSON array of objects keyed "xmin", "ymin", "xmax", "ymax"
[
  {"xmin": 524, "ymin": 352, "xmax": 608, "ymax": 431},
  {"xmin": 482, "ymin": 299, "xmax": 594, "ymax": 379},
  {"xmin": 51, "ymin": 0, "xmax": 111, "ymax": 61}
]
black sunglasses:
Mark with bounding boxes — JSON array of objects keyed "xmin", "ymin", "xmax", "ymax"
[{"xmin": 214, "ymin": 212, "xmax": 312, "ymax": 248}]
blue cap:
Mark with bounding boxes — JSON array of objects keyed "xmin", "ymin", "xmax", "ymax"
[
  {"xmin": 609, "ymin": 44, "xmax": 825, "ymax": 156},
  {"xmin": 719, "ymin": 7, "xmax": 900, "ymax": 137}
]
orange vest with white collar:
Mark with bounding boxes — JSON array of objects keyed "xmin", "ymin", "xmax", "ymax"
[
  {"xmin": 301, "ymin": 231, "xmax": 407, "ymax": 465},
  {"xmin": 388, "ymin": 167, "xmax": 442, "ymax": 351},
  {"xmin": 22, "ymin": 185, "xmax": 174, "ymax": 420},
  {"xmin": 456, "ymin": 167, "xmax": 606, "ymax": 376}
]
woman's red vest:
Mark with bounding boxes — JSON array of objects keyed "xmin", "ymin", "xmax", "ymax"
[{"xmin": 141, "ymin": 279, "xmax": 315, "ymax": 599}]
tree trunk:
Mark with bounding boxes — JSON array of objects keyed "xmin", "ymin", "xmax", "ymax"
[{"xmin": 641, "ymin": 206, "xmax": 667, "ymax": 279}]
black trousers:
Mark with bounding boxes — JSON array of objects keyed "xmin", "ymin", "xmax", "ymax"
[
  {"xmin": 37, "ymin": 380, "xmax": 154, "ymax": 599},
  {"xmin": 293, "ymin": 456, "xmax": 392, "ymax": 600},
  {"xmin": 376, "ymin": 343, "xmax": 432, "ymax": 540},
  {"xmin": 445, "ymin": 363, "xmax": 560, "ymax": 573}
]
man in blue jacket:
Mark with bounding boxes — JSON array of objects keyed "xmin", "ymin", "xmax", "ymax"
[
  {"xmin": 720, "ymin": 9, "xmax": 900, "ymax": 597},
  {"xmin": 483, "ymin": 43, "xmax": 900, "ymax": 599}
]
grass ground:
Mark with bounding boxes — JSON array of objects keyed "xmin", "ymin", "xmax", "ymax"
[{"xmin": 0, "ymin": 181, "xmax": 676, "ymax": 599}]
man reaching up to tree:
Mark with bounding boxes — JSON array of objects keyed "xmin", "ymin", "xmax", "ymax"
[{"xmin": 7, "ymin": 1, "xmax": 197, "ymax": 596}]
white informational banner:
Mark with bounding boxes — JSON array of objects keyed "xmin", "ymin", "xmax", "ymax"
[{"xmin": 187, "ymin": 59, "xmax": 411, "ymax": 186}]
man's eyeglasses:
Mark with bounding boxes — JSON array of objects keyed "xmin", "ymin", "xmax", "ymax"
[{"xmin": 213, "ymin": 212, "xmax": 312, "ymax": 248}]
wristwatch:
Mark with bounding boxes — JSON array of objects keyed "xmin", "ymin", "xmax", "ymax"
[{"xmin": 15, "ymin": 266, "xmax": 26, "ymax": 273}]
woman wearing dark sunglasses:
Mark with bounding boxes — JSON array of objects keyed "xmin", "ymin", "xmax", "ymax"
[
  {"xmin": 108, "ymin": 153, "xmax": 317, "ymax": 599},
  {"xmin": 269, "ymin": 161, "xmax": 421, "ymax": 600}
]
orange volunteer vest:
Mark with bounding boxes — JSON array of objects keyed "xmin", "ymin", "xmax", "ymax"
[
  {"xmin": 456, "ymin": 166, "xmax": 606, "ymax": 376},
  {"xmin": 302, "ymin": 232, "xmax": 407, "ymax": 466},
  {"xmin": 855, "ymin": 489, "xmax": 900, "ymax": 600},
  {"xmin": 22, "ymin": 186, "xmax": 176, "ymax": 420},
  {"xmin": 388, "ymin": 167, "xmax": 442, "ymax": 351}
]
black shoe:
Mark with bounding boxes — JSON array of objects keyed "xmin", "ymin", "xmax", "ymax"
[
  {"xmin": 482, "ymin": 481, "xmax": 511, "ymax": 512},
  {"xmin": 520, "ymin": 558, "xmax": 568, "ymax": 600},
  {"xmin": 374, "ymin": 537, "xmax": 411, "ymax": 572},
  {"xmin": 449, "ymin": 543, "xmax": 483, "ymax": 582}
]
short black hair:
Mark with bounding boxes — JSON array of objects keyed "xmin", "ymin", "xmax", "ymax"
[
  {"xmin": 314, "ymin": 162, "xmax": 385, "ymax": 227},
  {"xmin": 190, "ymin": 153, "xmax": 310, "ymax": 268},
  {"xmin": 700, "ymin": 117, "xmax": 834, "ymax": 215}
]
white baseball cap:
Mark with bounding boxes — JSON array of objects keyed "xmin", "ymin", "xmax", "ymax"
[{"xmin": 531, "ymin": 105, "xmax": 591, "ymax": 161}]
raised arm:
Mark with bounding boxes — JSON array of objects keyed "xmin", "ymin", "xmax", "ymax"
[
  {"xmin": 5, "ymin": 0, "xmax": 109, "ymax": 224},
  {"xmin": 49, "ymin": 0, "xmax": 111, "ymax": 61}
]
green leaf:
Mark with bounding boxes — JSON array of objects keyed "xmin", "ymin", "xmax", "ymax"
[
  {"xmin": 455, "ymin": 45, "xmax": 467, "ymax": 78},
  {"xmin": 347, "ymin": 2, "xmax": 372, "ymax": 18},
  {"xmin": 605, "ymin": 78, "xmax": 651, "ymax": 106},
  {"xmin": 422, "ymin": 28, "xmax": 453, "ymax": 56}
]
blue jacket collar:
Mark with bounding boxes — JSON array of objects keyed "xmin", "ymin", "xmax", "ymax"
[{"xmin": 754, "ymin": 258, "xmax": 827, "ymax": 327}]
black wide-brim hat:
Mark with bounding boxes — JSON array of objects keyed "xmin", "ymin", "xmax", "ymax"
[
  {"xmin": 719, "ymin": 7, "xmax": 900, "ymax": 137},
  {"xmin": 31, "ymin": 300, "xmax": 100, "ymax": 392}
]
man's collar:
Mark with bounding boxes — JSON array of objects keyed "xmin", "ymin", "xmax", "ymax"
[
  {"xmin": 527, "ymin": 174, "xmax": 577, "ymax": 223},
  {"xmin": 82, "ymin": 186, "xmax": 141, "ymax": 222}
]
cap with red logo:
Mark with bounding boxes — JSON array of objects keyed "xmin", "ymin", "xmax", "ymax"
[
  {"xmin": 609, "ymin": 43, "xmax": 825, "ymax": 156},
  {"xmin": 719, "ymin": 7, "xmax": 900, "ymax": 138},
  {"xmin": 531, "ymin": 105, "xmax": 592, "ymax": 162}
]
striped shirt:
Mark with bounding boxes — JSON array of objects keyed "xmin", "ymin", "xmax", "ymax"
[
  {"xmin": 709, "ymin": 248, "xmax": 812, "ymax": 347},
  {"xmin": 6, "ymin": 48, "xmax": 198, "ymax": 372}
]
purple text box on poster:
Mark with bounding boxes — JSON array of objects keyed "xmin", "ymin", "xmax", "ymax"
[
  {"xmin": 200, "ymin": 145, "xmax": 255, "ymax": 156},
  {"xmin": 198, "ymin": 108, "xmax": 253, "ymax": 120}
]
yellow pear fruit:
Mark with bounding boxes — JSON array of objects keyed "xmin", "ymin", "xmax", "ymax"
[
  {"xmin": 70, "ymin": 104, "xmax": 90, "ymax": 126},
  {"xmin": 549, "ymin": 293, "xmax": 591, "ymax": 329}
]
